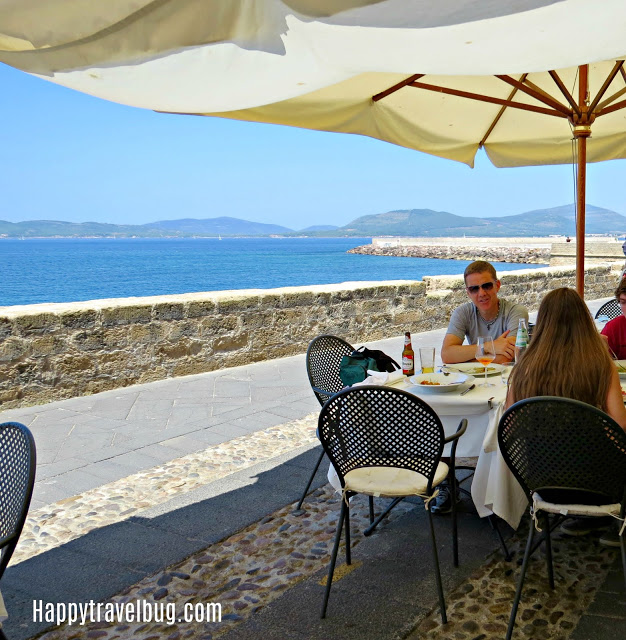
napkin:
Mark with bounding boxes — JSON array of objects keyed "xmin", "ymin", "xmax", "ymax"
[{"xmin": 353, "ymin": 369, "xmax": 405, "ymax": 387}]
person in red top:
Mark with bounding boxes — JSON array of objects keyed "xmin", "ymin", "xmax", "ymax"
[{"xmin": 601, "ymin": 279, "xmax": 626, "ymax": 359}]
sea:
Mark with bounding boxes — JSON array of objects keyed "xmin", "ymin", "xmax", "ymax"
[{"xmin": 0, "ymin": 238, "xmax": 540, "ymax": 308}]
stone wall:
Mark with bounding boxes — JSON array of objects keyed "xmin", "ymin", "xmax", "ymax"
[
  {"xmin": 549, "ymin": 242, "xmax": 625, "ymax": 266},
  {"xmin": 0, "ymin": 263, "xmax": 620, "ymax": 409}
]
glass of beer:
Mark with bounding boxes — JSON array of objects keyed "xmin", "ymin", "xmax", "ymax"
[
  {"xmin": 475, "ymin": 336, "xmax": 496, "ymax": 386},
  {"xmin": 419, "ymin": 347, "xmax": 436, "ymax": 373}
]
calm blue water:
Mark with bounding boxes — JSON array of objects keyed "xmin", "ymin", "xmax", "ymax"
[{"xmin": 0, "ymin": 238, "xmax": 539, "ymax": 307}]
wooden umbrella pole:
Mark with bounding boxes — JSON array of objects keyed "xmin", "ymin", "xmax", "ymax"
[
  {"xmin": 576, "ymin": 134, "xmax": 587, "ymax": 296},
  {"xmin": 574, "ymin": 64, "xmax": 590, "ymax": 298}
]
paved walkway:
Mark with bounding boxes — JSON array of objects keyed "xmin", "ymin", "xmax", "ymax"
[{"xmin": 2, "ymin": 297, "xmax": 624, "ymax": 640}]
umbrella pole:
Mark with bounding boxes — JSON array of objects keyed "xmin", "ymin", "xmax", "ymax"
[
  {"xmin": 576, "ymin": 135, "xmax": 586, "ymax": 297},
  {"xmin": 574, "ymin": 64, "xmax": 590, "ymax": 298}
]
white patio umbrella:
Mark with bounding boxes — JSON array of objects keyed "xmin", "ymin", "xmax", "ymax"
[{"xmin": 2, "ymin": 0, "xmax": 626, "ymax": 293}]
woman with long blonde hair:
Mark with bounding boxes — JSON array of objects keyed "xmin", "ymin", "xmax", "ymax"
[{"xmin": 507, "ymin": 287, "xmax": 626, "ymax": 430}]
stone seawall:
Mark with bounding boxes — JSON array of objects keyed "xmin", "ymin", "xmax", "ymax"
[
  {"xmin": 0, "ymin": 263, "xmax": 620, "ymax": 409},
  {"xmin": 349, "ymin": 244, "xmax": 550, "ymax": 263}
]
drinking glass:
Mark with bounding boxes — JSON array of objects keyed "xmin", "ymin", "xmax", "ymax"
[
  {"xmin": 419, "ymin": 347, "xmax": 435, "ymax": 373},
  {"xmin": 475, "ymin": 336, "xmax": 496, "ymax": 386}
]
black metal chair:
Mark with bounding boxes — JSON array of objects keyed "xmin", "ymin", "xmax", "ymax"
[
  {"xmin": 498, "ymin": 397, "xmax": 626, "ymax": 639},
  {"xmin": 318, "ymin": 385, "xmax": 467, "ymax": 622},
  {"xmin": 296, "ymin": 334, "xmax": 354, "ymax": 510},
  {"xmin": 595, "ymin": 298, "xmax": 621, "ymax": 320},
  {"xmin": 0, "ymin": 422, "xmax": 36, "ymax": 640}
]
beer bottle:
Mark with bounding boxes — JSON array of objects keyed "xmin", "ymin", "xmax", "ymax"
[
  {"xmin": 514, "ymin": 319, "xmax": 529, "ymax": 363},
  {"xmin": 402, "ymin": 331, "xmax": 415, "ymax": 376}
]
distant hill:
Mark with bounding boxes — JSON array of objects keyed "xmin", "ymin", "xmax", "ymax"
[
  {"xmin": 143, "ymin": 216, "xmax": 292, "ymax": 235},
  {"xmin": 0, "ymin": 216, "xmax": 294, "ymax": 238},
  {"xmin": 335, "ymin": 204, "xmax": 626, "ymax": 237},
  {"xmin": 2, "ymin": 205, "xmax": 624, "ymax": 238},
  {"xmin": 298, "ymin": 224, "xmax": 339, "ymax": 231}
]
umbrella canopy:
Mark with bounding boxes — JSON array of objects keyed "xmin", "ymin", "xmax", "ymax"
[{"xmin": 2, "ymin": 0, "xmax": 626, "ymax": 292}]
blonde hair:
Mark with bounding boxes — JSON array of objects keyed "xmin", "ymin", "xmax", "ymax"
[
  {"xmin": 463, "ymin": 260, "xmax": 497, "ymax": 283},
  {"xmin": 509, "ymin": 288, "xmax": 613, "ymax": 410}
]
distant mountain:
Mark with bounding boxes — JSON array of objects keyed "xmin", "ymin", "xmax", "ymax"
[
  {"xmin": 299, "ymin": 224, "xmax": 339, "ymax": 231},
  {"xmin": 335, "ymin": 204, "xmax": 626, "ymax": 237},
  {"xmin": 0, "ymin": 216, "xmax": 294, "ymax": 238},
  {"xmin": 143, "ymin": 216, "xmax": 293, "ymax": 235}
]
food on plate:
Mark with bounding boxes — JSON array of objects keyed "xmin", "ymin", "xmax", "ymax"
[
  {"xmin": 450, "ymin": 365, "xmax": 496, "ymax": 375},
  {"xmin": 420, "ymin": 380, "xmax": 441, "ymax": 386}
]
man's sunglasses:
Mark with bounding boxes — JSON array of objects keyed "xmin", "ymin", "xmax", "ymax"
[{"xmin": 466, "ymin": 281, "xmax": 496, "ymax": 294}]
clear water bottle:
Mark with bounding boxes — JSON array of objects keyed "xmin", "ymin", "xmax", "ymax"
[{"xmin": 515, "ymin": 319, "xmax": 529, "ymax": 363}]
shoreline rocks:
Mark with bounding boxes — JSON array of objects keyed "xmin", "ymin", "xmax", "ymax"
[{"xmin": 348, "ymin": 244, "xmax": 551, "ymax": 264}]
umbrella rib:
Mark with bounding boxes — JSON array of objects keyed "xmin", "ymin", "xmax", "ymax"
[
  {"xmin": 595, "ymin": 85, "xmax": 626, "ymax": 113},
  {"xmin": 589, "ymin": 61, "xmax": 625, "ymax": 114},
  {"xmin": 548, "ymin": 70, "xmax": 581, "ymax": 117},
  {"xmin": 372, "ymin": 75, "xmax": 424, "ymax": 102},
  {"xmin": 479, "ymin": 74, "xmax": 527, "ymax": 147},
  {"xmin": 408, "ymin": 80, "xmax": 568, "ymax": 118},
  {"xmin": 598, "ymin": 97, "xmax": 626, "ymax": 116},
  {"xmin": 495, "ymin": 75, "xmax": 571, "ymax": 116}
]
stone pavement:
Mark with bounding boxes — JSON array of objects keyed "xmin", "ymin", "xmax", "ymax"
[{"xmin": 2, "ymin": 297, "xmax": 624, "ymax": 639}]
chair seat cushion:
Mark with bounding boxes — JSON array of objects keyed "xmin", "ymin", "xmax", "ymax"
[
  {"xmin": 534, "ymin": 492, "xmax": 621, "ymax": 518},
  {"xmin": 344, "ymin": 462, "xmax": 449, "ymax": 498}
]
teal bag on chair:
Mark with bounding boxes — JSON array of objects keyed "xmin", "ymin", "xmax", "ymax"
[{"xmin": 339, "ymin": 353, "xmax": 380, "ymax": 386}]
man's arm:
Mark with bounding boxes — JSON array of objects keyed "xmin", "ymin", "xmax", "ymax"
[
  {"xmin": 441, "ymin": 333, "xmax": 478, "ymax": 364},
  {"xmin": 442, "ymin": 331, "xmax": 514, "ymax": 363}
]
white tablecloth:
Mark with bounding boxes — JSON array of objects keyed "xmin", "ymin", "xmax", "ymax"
[{"xmin": 327, "ymin": 376, "xmax": 521, "ymax": 512}]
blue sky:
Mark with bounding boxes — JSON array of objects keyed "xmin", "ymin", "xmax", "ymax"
[{"xmin": 1, "ymin": 62, "xmax": 624, "ymax": 230}]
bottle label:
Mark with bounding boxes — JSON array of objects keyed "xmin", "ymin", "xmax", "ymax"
[
  {"xmin": 515, "ymin": 327, "xmax": 528, "ymax": 348},
  {"xmin": 402, "ymin": 355, "xmax": 414, "ymax": 373}
]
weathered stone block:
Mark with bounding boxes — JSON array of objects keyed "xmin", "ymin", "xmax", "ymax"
[
  {"xmin": 280, "ymin": 291, "xmax": 316, "ymax": 308},
  {"xmin": 13, "ymin": 313, "xmax": 59, "ymax": 335},
  {"xmin": 102, "ymin": 305, "xmax": 151, "ymax": 326},
  {"xmin": 0, "ymin": 318, "xmax": 12, "ymax": 340},
  {"xmin": 30, "ymin": 335, "xmax": 66, "ymax": 357},
  {"xmin": 216, "ymin": 295, "xmax": 260, "ymax": 313},
  {"xmin": 59, "ymin": 310, "xmax": 97, "ymax": 330},
  {"xmin": 153, "ymin": 302, "xmax": 186, "ymax": 321},
  {"xmin": 213, "ymin": 333, "xmax": 249, "ymax": 352},
  {"xmin": 185, "ymin": 299, "xmax": 217, "ymax": 318},
  {"xmin": 0, "ymin": 337, "xmax": 29, "ymax": 362},
  {"xmin": 199, "ymin": 315, "xmax": 238, "ymax": 335}
]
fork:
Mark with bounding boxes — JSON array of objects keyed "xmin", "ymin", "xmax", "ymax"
[{"xmin": 608, "ymin": 345, "xmax": 626, "ymax": 372}]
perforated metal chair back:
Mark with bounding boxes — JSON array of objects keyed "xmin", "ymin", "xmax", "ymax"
[
  {"xmin": 0, "ymin": 422, "xmax": 36, "ymax": 580},
  {"xmin": 306, "ymin": 334, "xmax": 354, "ymax": 406},
  {"xmin": 595, "ymin": 298, "xmax": 622, "ymax": 320},
  {"xmin": 318, "ymin": 385, "xmax": 445, "ymax": 491},
  {"xmin": 498, "ymin": 397, "xmax": 626, "ymax": 504}
]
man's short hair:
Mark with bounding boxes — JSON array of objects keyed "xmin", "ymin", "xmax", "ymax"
[
  {"xmin": 463, "ymin": 260, "xmax": 497, "ymax": 283},
  {"xmin": 614, "ymin": 277, "xmax": 626, "ymax": 299}
]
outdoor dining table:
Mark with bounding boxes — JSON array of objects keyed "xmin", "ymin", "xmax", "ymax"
[{"xmin": 327, "ymin": 372, "xmax": 530, "ymax": 530}]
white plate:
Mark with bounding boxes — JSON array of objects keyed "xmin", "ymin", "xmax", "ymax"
[
  {"xmin": 615, "ymin": 360, "xmax": 626, "ymax": 379},
  {"xmin": 409, "ymin": 372, "xmax": 471, "ymax": 392},
  {"xmin": 442, "ymin": 363, "xmax": 505, "ymax": 377}
]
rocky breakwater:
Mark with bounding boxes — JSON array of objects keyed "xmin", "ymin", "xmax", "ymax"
[{"xmin": 349, "ymin": 244, "xmax": 550, "ymax": 263}]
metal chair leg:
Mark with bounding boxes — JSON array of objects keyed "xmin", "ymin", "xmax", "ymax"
[
  {"xmin": 363, "ymin": 497, "xmax": 404, "ymax": 536},
  {"xmin": 451, "ymin": 477, "xmax": 459, "ymax": 568},
  {"xmin": 296, "ymin": 448, "xmax": 326, "ymax": 511},
  {"xmin": 506, "ymin": 518, "xmax": 536, "ymax": 640},
  {"xmin": 368, "ymin": 496, "xmax": 375, "ymax": 524},
  {"xmin": 426, "ymin": 506, "xmax": 448, "ymax": 624},
  {"xmin": 489, "ymin": 515, "xmax": 512, "ymax": 561},
  {"xmin": 345, "ymin": 501, "xmax": 352, "ymax": 566},
  {"xmin": 619, "ymin": 534, "xmax": 626, "ymax": 589},
  {"xmin": 543, "ymin": 512, "xmax": 554, "ymax": 589},
  {"xmin": 321, "ymin": 500, "xmax": 346, "ymax": 618}
]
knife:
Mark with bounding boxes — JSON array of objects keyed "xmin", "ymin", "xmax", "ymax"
[{"xmin": 460, "ymin": 384, "xmax": 476, "ymax": 396}]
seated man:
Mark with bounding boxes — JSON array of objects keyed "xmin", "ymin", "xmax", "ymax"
[
  {"xmin": 601, "ymin": 279, "xmax": 626, "ymax": 359},
  {"xmin": 442, "ymin": 260, "xmax": 529, "ymax": 364}
]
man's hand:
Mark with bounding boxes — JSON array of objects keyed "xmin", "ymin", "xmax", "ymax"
[{"xmin": 494, "ymin": 330, "xmax": 515, "ymax": 361}]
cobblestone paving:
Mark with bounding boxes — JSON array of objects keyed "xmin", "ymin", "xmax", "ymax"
[
  {"xmin": 14, "ymin": 411, "xmax": 621, "ymax": 640},
  {"xmin": 14, "ymin": 415, "xmax": 319, "ymax": 565},
  {"xmin": 414, "ymin": 530, "xmax": 617, "ymax": 640}
]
